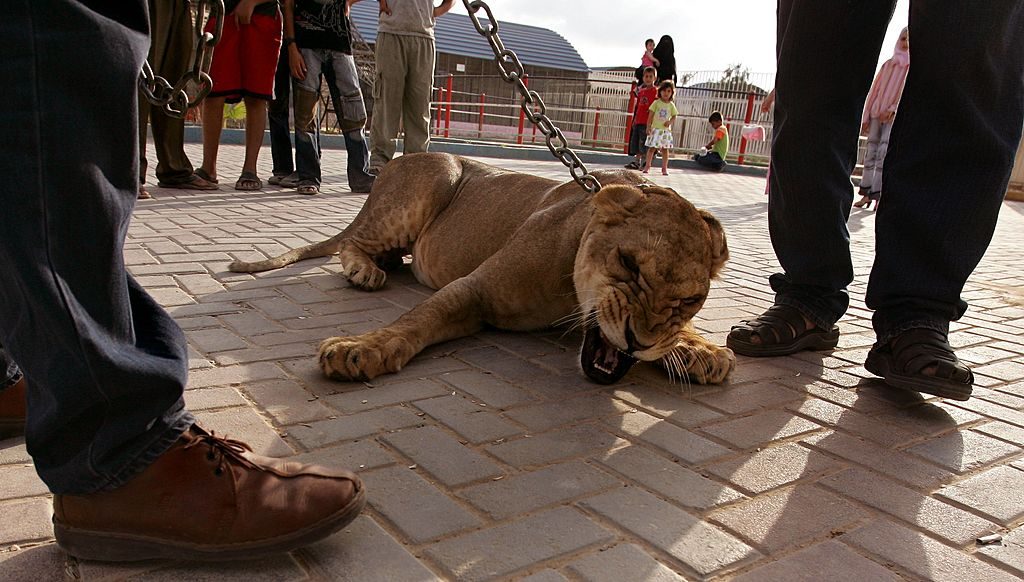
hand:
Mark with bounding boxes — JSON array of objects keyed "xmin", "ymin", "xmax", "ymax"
[
  {"xmin": 880, "ymin": 110, "xmax": 896, "ymax": 124},
  {"xmin": 233, "ymin": 0, "xmax": 256, "ymax": 25},
  {"xmin": 379, "ymin": 0, "xmax": 392, "ymax": 15},
  {"xmin": 288, "ymin": 45, "xmax": 306, "ymax": 80}
]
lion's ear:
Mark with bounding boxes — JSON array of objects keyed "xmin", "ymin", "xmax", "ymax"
[
  {"xmin": 699, "ymin": 209, "xmax": 729, "ymax": 278},
  {"xmin": 592, "ymin": 185, "xmax": 644, "ymax": 222}
]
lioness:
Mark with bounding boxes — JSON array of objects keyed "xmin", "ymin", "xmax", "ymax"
[{"xmin": 229, "ymin": 153, "xmax": 735, "ymax": 384}]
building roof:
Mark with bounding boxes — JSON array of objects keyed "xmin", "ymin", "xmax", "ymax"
[{"xmin": 349, "ymin": 3, "xmax": 589, "ymax": 72}]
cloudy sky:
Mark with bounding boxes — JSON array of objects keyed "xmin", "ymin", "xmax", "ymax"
[{"xmin": 449, "ymin": 0, "xmax": 910, "ymax": 74}]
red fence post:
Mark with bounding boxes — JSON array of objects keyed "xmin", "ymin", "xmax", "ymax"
[
  {"xmin": 623, "ymin": 81, "xmax": 637, "ymax": 154},
  {"xmin": 516, "ymin": 75, "xmax": 528, "ymax": 145},
  {"xmin": 478, "ymin": 93, "xmax": 486, "ymax": 138},
  {"xmin": 444, "ymin": 74, "xmax": 453, "ymax": 139},
  {"xmin": 737, "ymin": 91, "xmax": 756, "ymax": 165},
  {"xmin": 434, "ymin": 86, "xmax": 444, "ymax": 136},
  {"xmin": 592, "ymin": 107, "xmax": 601, "ymax": 148}
]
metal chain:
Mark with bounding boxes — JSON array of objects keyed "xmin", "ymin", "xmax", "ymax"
[
  {"xmin": 461, "ymin": 0, "xmax": 601, "ymax": 193},
  {"xmin": 139, "ymin": 0, "xmax": 226, "ymax": 118}
]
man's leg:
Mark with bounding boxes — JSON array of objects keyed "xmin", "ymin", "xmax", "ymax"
[
  {"xmin": 293, "ymin": 49, "xmax": 326, "ymax": 189},
  {"xmin": 863, "ymin": 0, "xmax": 1024, "ymax": 398},
  {"xmin": 727, "ymin": 0, "xmax": 895, "ymax": 356},
  {"xmin": 241, "ymin": 96, "xmax": 269, "ymax": 178},
  {"xmin": 858, "ymin": 118, "xmax": 883, "ymax": 194},
  {"xmin": 149, "ymin": 0, "xmax": 195, "ymax": 186},
  {"xmin": 268, "ymin": 45, "xmax": 295, "ymax": 180},
  {"xmin": 199, "ymin": 96, "xmax": 226, "ymax": 180},
  {"xmin": 326, "ymin": 51, "xmax": 375, "ymax": 192},
  {"xmin": 401, "ymin": 35, "xmax": 435, "ymax": 155},
  {"xmin": 369, "ymin": 32, "xmax": 407, "ymax": 169}
]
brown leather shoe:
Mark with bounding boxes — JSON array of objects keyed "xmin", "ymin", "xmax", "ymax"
[
  {"xmin": 0, "ymin": 376, "xmax": 26, "ymax": 439},
  {"xmin": 53, "ymin": 426, "xmax": 366, "ymax": 561}
]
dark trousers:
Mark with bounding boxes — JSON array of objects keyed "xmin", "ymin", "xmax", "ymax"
[
  {"xmin": 269, "ymin": 45, "xmax": 295, "ymax": 177},
  {"xmin": 138, "ymin": 0, "xmax": 195, "ymax": 185},
  {"xmin": 694, "ymin": 151, "xmax": 725, "ymax": 170},
  {"xmin": 2, "ymin": 0, "xmax": 193, "ymax": 494},
  {"xmin": 768, "ymin": 0, "xmax": 1024, "ymax": 342}
]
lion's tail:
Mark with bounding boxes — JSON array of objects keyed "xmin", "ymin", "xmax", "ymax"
[{"xmin": 227, "ymin": 233, "xmax": 347, "ymax": 273}]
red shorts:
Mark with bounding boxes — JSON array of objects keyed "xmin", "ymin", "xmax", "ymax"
[{"xmin": 205, "ymin": 12, "xmax": 282, "ymax": 103}]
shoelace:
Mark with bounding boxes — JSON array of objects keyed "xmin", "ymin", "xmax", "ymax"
[{"xmin": 183, "ymin": 430, "xmax": 260, "ymax": 476}]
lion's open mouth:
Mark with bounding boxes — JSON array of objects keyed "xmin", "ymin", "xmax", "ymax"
[{"xmin": 581, "ymin": 324, "xmax": 638, "ymax": 384}]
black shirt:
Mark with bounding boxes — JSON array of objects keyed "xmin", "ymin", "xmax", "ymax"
[{"xmin": 294, "ymin": 0, "xmax": 351, "ymax": 53}]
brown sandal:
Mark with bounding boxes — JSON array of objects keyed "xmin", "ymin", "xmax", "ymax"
[
  {"xmin": 864, "ymin": 328, "xmax": 973, "ymax": 400},
  {"xmin": 727, "ymin": 304, "xmax": 839, "ymax": 357}
]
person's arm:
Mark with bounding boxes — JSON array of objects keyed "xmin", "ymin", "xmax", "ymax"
[
  {"xmin": 646, "ymin": 48, "xmax": 659, "ymax": 67},
  {"xmin": 379, "ymin": 0, "xmax": 392, "ymax": 15},
  {"xmin": 434, "ymin": 0, "xmax": 455, "ymax": 18},
  {"xmin": 346, "ymin": 0, "xmax": 364, "ymax": 16},
  {"xmin": 760, "ymin": 88, "xmax": 776, "ymax": 114},
  {"xmin": 283, "ymin": 0, "xmax": 306, "ymax": 80}
]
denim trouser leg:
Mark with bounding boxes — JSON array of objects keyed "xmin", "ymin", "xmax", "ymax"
[
  {"xmin": 867, "ymin": 1, "xmax": 1024, "ymax": 342},
  {"xmin": 768, "ymin": 0, "xmax": 896, "ymax": 330},
  {"xmin": 294, "ymin": 49, "xmax": 326, "ymax": 186},
  {"xmin": 2, "ymin": 1, "xmax": 193, "ymax": 494},
  {"xmin": 269, "ymin": 45, "xmax": 295, "ymax": 177},
  {"xmin": 322, "ymin": 52, "xmax": 373, "ymax": 187}
]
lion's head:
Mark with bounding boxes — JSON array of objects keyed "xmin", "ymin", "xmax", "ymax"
[{"xmin": 573, "ymin": 184, "xmax": 728, "ymax": 384}]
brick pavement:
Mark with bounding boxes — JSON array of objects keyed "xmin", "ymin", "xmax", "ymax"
[{"xmin": 2, "ymin": 142, "xmax": 1024, "ymax": 580}]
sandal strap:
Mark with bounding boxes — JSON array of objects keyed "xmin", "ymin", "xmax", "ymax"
[
  {"xmin": 733, "ymin": 304, "xmax": 810, "ymax": 344},
  {"xmin": 889, "ymin": 328, "xmax": 972, "ymax": 382}
]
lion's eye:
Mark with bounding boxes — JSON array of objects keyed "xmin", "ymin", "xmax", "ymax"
[
  {"xmin": 619, "ymin": 253, "xmax": 640, "ymax": 274},
  {"xmin": 681, "ymin": 295, "xmax": 705, "ymax": 306}
]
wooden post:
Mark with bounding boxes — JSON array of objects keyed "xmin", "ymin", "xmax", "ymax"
[{"xmin": 737, "ymin": 91, "xmax": 756, "ymax": 165}]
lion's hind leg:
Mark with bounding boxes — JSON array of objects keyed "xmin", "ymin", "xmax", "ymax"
[{"xmin": 660, "ymin": 325, "xmax": 736, "ymax": 384}]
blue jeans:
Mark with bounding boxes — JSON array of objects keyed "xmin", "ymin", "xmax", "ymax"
[
  {"xmin": 694, "ymin": 151, "xmax": 725, "ymax": 170},
  {"xmin": 294, "ymin": 48, "xmax": 373, "ymax": 189},
  {"xmin": 268, "ymin": 44, "xmax": 295, "ymax": 177},
  {"xmin": 768, "ymin": 0, "xmax": 1024, "ymax": 343},
  {"xmin": 2, "ymin": 0, "xmax": 194, "ymax": 494}
]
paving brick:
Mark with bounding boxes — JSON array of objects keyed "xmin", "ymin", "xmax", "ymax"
[
  {"xmin": 504, "ymin": 394, "xmax": 633, "ymax": 432},
  {"xmin": 598, "ymin": 445, "xmax": 744, "ymax": 509},
  {"xmin": 456, "ymin": 347, "xmax": 597, "ymax": 399},
  {"xmin": 288, "ymin": 406, "xmax": 425, "ymax": 449},
  {"xmin": 0, "ymin": 498, "xmax": 53, "ymax": 544},
  {"xmin": 732, "ymin": 540, "xmax": 897, "ymax": 582},
  {"xmin": 435, "ymin": 369, "xmax": 539, "ymax": 409},
  {"xmin": 243, "ymin": 379, "xmax": 334, "ymax": 425},
  {"xmin": 0, "ymin": 544, "xmax": 69, "ymax": 581},
  {"xmin": 424, "ymin": 507, "xmax": 613, "ymax": 581},
  {"xmin": 413, "ymin": 394, "xmax": 524, "ymax": 444},
  {"xmin": 566, "ymin": 543, "xmax": 685, "ymax": 582},
  {"xmin": 705, "ymin": 442, "xmax": 840, "ymax": 494},
  {"xmin": 125, "ymin": 555, "xmax": 307, "ymax": 581},
  {"xmin": 935, "ymin": 465, "xmax": 1024, "ymax": 526},
  {"xmin": 518, "ymin": 570, "xmax": 569, "ymax": 582},
  {"xmin": 326, "ymin": 379, "xmax": 450, "ymax": 413},
  {"xmin": 973, "ymin": 421, "xmax": 1024, "ymax": 446},
  {"xmin": 183, "ymin": 386, "xmax": 249, "ymax": 411},
  {"xmin": 195, "ymin": 407, "xmax": 293, "ymax": 457},
  {"xmin": 150, "ymin": 287, "xmax": 197, "ymax": 307},
  {"xmin": 906, "ymin": 429, "xmax": 1020, "ymax": 474},
  {"xmin": 786, "ymin": 398, "xmax": 919, "ymax": 447},
  {"xmin": 950, "ymin": 398, "xmax": 1024, "ymax": 428},
  {"xmin": 608, "ymin": 410, "xmax": 732, "ymax": 465},
  {"xmin": 842, "ymin": 520, "xmax": 1018, "ymax": 582},
  {"xmin": 212, "ymin": 343, "xmax": 314, "ymax": 366},
  {"xmin": 186, "ymin": 361, "xmax": 288, "ymax": 389},
  {"xmin": 361, "ymin": 466, "xmax": 480, "ymax": 543},
  {"xmin": 580, "ymin": 487, "xmax": 758, "ymax": 578},
  {"xmin": 458, "ymin": 461, "xmax": 618, "ymax": 519},
  {"xmin": 382, "ymin": 425, "xmax": 503, "ymax": 487},
  {"xmin": 611, "ymin": 384, "xmax": 724, "ymax": 427},
  {"xmin": 820, "ymin": 467, "xmax": 999, "ymax": 545},
  {"xmin": 802, "ymin": 431, "xmax": 954, "ymax": 489},
  {"xmin": 695, "ymin": 382, "xmax": 802, "ymax": 414},
  {"xmin": 0, "ymin": 441, "xmax": 31, "ymax": 465},
  {"xmin": 248, "ymin": 297, "xmax": 310, "ymax": 320},
  {"xmin": 302, "ymin": 516, "xmax": 440, "ymax": 581},
  {"xmin": 700, "ymin": 408, "xmax": 824, "ymax": 449},
  {"xmin": 486, "ymin": 425, "xmax": 627, "ymax": 468},
  {"xmin": 974, "ymin": 360, "xmax": 1024, "ymax": 382},
  {"xmin": 709, "ymin": 484, "xmax": 865, "ymax": 553},
  {"xmin": 0, "ymin": 464, "xmax": 50, "ymax": 501}
]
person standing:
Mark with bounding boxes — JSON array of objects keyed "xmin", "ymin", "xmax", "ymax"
[
  {"xmin": 268, "ymin": 42, "xmax": 301, "ymax": 187},
  {"xmin": 3, "ymin": 0, "xmax": 366, "ymax": 560},
  {"xmin": 368, "ymin": 0, "xmax": 454, "ymax": 173},
  {"xmin": 138, "ymin": 0, "xmax": 218, "ymax": 198},
  {"xmin": 285, "ymin": 0, "xmax": 376, "ymax": 194},
  {"xmin": 727, "ymin": 2, "xmax": 1023, "ymax": 402},
  {"xmin": 652, "ymin": 35, "xmax": 676, "ymax": 86},
  {"xmin": 854, "ymin": 27, "xmax": 910, "ymax": 210}
]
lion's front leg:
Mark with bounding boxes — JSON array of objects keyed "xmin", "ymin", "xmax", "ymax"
[
  {"xmin": 659, "ymin": 325, "xmax": 736, "ymax": 384},
  {"xmin": 318, "ymin": 278, "xmax": 484, "ymax": 381}
]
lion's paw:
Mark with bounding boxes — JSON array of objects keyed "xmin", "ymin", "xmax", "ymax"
[
  {"xmin": 662, "ymin": 343, "xmax": 736, "ymax": 384},
  {"xmin": 318, "ymin": 334, "xmax": 415, "ymax": 381},
  {"xmin": 341, "ymin": 261, "xmax": 387, "ymax": 291}
]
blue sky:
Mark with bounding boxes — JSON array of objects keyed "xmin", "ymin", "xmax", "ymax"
[{"xmin": 448, "ymin": 0, "xmax": 910, "ymax": 74}]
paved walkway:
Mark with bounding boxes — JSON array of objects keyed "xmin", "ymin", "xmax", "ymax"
[{"xmin": 3, "ymin": 142, "xmax": 1024, "ymax": 581}]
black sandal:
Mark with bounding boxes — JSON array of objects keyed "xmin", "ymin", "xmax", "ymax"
[
  {"xmin": 727, "ymin": 304, "xmax": 840, "ymax": 357},
  {"xmin": 864, "ymin": 328, "xmax": 973, "ymax": 401}
]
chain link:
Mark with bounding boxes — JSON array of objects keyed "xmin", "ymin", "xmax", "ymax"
[
  {"xmin": 461, "ymin": 0, "xmax": 601, "ymax": 193},
  {"xmin": 139, "ymin": 0, "xmax": 225, "ymax": 118}
]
